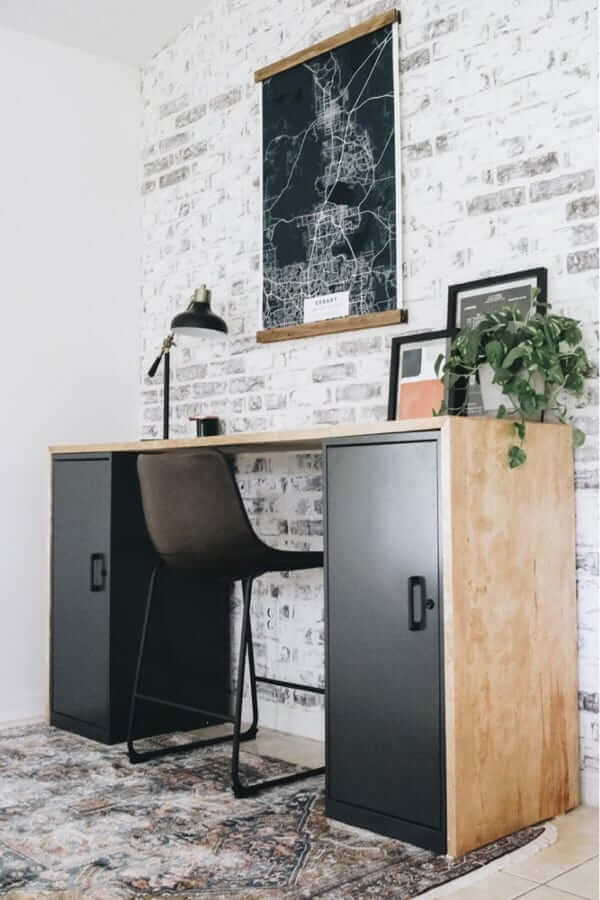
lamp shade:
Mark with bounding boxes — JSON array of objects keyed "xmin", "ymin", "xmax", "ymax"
[{"xmin": 170, "ymin": 285, "xmax": 227, "ymax": 338}]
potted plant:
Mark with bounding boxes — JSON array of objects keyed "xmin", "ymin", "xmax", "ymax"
[{"xmin": 435, "ymin": 299, "xmax": 591, "ymax": 468}]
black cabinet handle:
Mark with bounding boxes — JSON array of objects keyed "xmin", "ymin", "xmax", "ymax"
[
  {"xmin": 90, "ymin": 553, "xmax": 107, "ymax": 592},
  {"xmin": 408, "ymin": 576, "xmax": 434, "ymax": 631}
]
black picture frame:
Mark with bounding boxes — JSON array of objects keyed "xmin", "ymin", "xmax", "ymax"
[
  {"xmin": 387, "ymin": 329, "xmax": 456, "ymax": 420},
  {"xmin": 446, "ymin": 267, "xmax": 547, "ymax": 416},
  {"xmin": 446, "ymin": 267, "xmax": 547, "ymax": 331}
]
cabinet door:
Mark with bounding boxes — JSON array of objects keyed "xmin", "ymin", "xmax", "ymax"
[
  {"xmin": 326, "ymin": 438, "xmax": 443, "ymax": 836},
  {"xmin": 52, "ymin": 458, "xmax": 111, "ymax": 730}
]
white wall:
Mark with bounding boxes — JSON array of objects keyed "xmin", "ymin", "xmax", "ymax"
[
  {"xmin": 0, "ymin": 26, "xmax": 141, "ymax": 724},
  {"xmin": 140, "ymin": 0, "xmax": 599, "ymax": 804}
]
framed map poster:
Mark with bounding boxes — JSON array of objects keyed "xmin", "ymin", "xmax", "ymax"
[{"xmin": 255, "ymin": 11, "xmax": 405, "ymax": 342}]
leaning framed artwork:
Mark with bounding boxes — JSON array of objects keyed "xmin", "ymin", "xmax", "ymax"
[
  {"xmin": 446, "ymin": 268, "xmax": 547, "ymax": 415},
  {"xmin": 387, "ymin": 330, "xmax": 455, "ymax": 420},
  {"xmin": 255, "ymin": 11, "xmax": 405, "ymax": 343},
  {"xmin": 446, "ymin": 268, "xmax": 547, "ymax": 331}
]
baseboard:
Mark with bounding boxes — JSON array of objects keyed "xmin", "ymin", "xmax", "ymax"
[
  {"xmin": 581, "ymin": 770, "xmax": 599, "ymax": 807},
  {"xmin": 0, "ymin": 695, "xmax": 46, "ymax": 729},
  {"xmin": 246, "ymin": 695, "xmax": 324, "ymax": 742},
  {"xmin": 0, "ymin": 712, "xmax": 46, "ymax": 730}
]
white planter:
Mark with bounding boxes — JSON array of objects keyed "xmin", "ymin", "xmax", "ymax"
[{"xmin": 478, "ymin": 364, "xmax": 546, "ymax": 420}]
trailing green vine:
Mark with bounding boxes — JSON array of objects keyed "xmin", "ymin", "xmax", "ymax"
[{"xmin": 434, "ymin": 296, "xmax": 592, "ymax": 468}]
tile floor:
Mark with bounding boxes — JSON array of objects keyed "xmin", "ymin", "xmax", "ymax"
[{"xmin": 235, "ymin": 727, "xmax": 599, "ymax": 900}]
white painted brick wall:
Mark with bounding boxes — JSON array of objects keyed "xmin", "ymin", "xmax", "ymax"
[{"xmin": 141, "ymin": 0, "xmax": 599, "ymax": 804}]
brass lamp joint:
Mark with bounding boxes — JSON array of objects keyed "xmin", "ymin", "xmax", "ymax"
[{"xmin": 162, "ymin": 333, "xmax": 175, "ymax": 353}]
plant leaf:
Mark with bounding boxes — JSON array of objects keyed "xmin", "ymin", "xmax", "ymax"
[
  {"xmin": 496, "ymin": 404, "xmax": 507, "ymax": 419},
  {"xmin": 565, "ymin": 373, "xmax": 585, "ymax": 393},
  {"xmin": 459, "ymin": 328, "xmax": 481, "ymax": 367},
  {"xmin": 572, "ymin": 427, "xmax": 586, "ymax": 448},
  {"xmin": 520, "ymin": 392, "xmax": 537, "ymax": 417},
  {"xmin": 514, "ymin": 422, "xmax": 526, "ymax": 441},
  {"xmin": 563, "ymin": 323, "xmax": 582, "ymax": 346},
  {"xmin": 508, "ymin": 445, "xmax": 527, "ymax": 468},
  {"xmin": 485, "ymin": 339, "xmax": 504, "ymax": 367},
  {"xmin": 493, "ymin": 367, "xmax": 513, "ymax": 385},
  {"xmin": 503, "ymin": 344, "xmax": 530, "ymax": 368},
  {"xmin": 434, "ymin": 353, "xmax": 445, "ymax": 377}
]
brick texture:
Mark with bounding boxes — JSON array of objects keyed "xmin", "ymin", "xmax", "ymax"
[{"xmin": 140, "ymin": 0, "xmax": 599, "ymax": 801}]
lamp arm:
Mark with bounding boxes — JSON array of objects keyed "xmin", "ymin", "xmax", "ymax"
[
  {"xmin": 163, "ymin": 349, "xmax": 170, "ymax": 440},
  {"xmin": 147, "ymin": 333, "xmax": 175, "ymax": 440},
  {"xmin": 147, "ymin": 333, "xmax": 175, "ymax": 378},
  {"xmin": 147, "ymin": 353, "xmax": 162, "ymax": 378}
]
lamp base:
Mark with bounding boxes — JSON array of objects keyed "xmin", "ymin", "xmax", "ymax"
[{"xmin": 195, "ymin": 417, "xmax": 221, "ymax": 437}]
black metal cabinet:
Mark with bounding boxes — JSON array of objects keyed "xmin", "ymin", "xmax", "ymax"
[
  {"xmin": 51, "ymin": 452, "xmax": 230, "ymax": 744},
  {"xmin": 324, "ymin": 432, "xmax": 445, "ymax": 852},
  {"xmin": 52, "ymin": 457, "xmax": 112, "ymax": 733}
]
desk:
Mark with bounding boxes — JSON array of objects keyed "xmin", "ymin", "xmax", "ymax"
[
  {"xmin": 49, "ymin": 416, "xmax": 443, "ymax": 455},
  {"xmin": 49, "ymin": 417, "xmax": 579, "ymax": 855}
]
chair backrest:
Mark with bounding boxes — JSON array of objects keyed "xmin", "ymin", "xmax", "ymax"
[{"xmin": 137, "ymin": 449, "xmax": 262, "ymax": 573}]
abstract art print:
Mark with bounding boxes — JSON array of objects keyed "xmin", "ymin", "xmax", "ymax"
[
  {"xmin": 387, "ymin": 331, "xmax": 454, "ymax": 420},
  {"xmin": 257, "ymin": 13, "xmax": 402, "ymax": 338}
]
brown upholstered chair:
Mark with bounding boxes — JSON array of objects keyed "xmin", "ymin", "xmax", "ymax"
[{"xmin": 127, "ymin": 449, "xmax": 324, "ymax": 796}]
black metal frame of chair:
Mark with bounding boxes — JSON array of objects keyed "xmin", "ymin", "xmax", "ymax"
[{"xmin": 127, "ymin": 563, "xmax": 325, "ymax": 796}]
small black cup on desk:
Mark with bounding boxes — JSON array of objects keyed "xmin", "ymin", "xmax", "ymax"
[{"xmin": 196, "ymin": 416, "xmax": 220, "ymax": 437}]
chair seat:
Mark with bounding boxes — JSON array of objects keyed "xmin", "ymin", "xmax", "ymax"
[
  {"xmin": 253, "ymin": 547, "xmax": 324, "ymax": 577},
  {"xmin": 136, "ymin": 450, "xmax": 324, "ymax": 582},
  {"xmin": 159, "ymin": 546, "xmax": 323, "ymax": 581}
]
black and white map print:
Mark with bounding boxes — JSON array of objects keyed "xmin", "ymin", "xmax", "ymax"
[{"xmin": 261, "ymin": 24, "xmax": 399, "ymax": 329}]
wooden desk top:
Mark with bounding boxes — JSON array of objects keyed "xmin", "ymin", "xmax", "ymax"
[{"xmin": 49, "ymin": 418, "xmax": 445, "ymax": 455}]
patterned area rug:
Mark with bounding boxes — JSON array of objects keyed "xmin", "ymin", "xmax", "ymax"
[{"xmin": 0, "ymin": 724, "xmax": 544, "ymax": 898}]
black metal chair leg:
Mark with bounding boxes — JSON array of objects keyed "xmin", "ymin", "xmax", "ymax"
[
  {"xmin": 231, "ymin": 577, "xmax": 252, "ymax": 790},
  {"xmin": 128, "ymin": 565, "xmax": 324, "ymax": 785},
  {"xmin": 127, "ymin": 560, "xmax": 161, "ymax": 762},
  {"xmin": 245, "ymin": 595, "xmax": 259, "ymax": 735},
  {"xmin": 128, "ymin": 563, "xmax": 255, "ymax": 765},
  {"xmin": 231, "ymin": 576, "xmax": 325, "ymax": 798}
]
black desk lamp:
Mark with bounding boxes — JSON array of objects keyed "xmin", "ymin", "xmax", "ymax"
[{"xmin": 148, "ymin": 285, "xmax": 228, "ymax": 439}]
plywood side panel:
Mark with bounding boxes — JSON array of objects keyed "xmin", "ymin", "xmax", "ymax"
[
  {"xmin": 439, "ymin": 420, "xmax": 457, "ymax": 852},
  {"xmin": 443, "ymin": 418, "xmax": 579, "ymax": 856}
]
